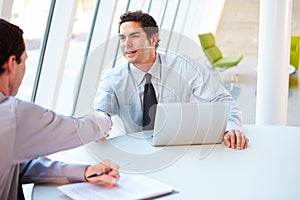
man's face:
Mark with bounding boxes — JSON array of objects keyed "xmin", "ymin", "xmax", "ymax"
[
  {"xmin": 9, "ymin": 50, "xmax": 27, "ymax": 96},
  {"xmin": 119, "ymin": 21, "xmax": 156, "ymax": 68}
]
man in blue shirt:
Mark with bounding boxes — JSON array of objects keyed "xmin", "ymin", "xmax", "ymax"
[{"xmin": 94, "ymin": 11, "xmax": 249, "ymax": 150}]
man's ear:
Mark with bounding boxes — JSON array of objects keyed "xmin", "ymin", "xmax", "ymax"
[
  {"xmin": 150, "ymin": 33, "xmax": 159, "ymax": 45},
  {"xmin": 5, "ymin": 55, "xmax": 16, "ymax": 76}
]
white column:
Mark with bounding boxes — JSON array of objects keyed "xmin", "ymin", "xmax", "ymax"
[{"xmin": 256, "ymin": 0, "xmax": 293, "ymax": 125}]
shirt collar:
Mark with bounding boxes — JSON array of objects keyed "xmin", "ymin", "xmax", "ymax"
[
  {"xmin": 128, "ymin": 53, "xmax": 161, "ymax": 86},
  {"xmin": 148, "ymin": 53, "xmax": 161, "ymax": 80},
  {"xmin": 0, "ymin": 92, "xmax": 6, "ymax": 102}
]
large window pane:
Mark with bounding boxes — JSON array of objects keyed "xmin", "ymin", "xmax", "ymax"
[{"xmin": 10, "ymin": 0, "xmax": 52, "ymax": 101}]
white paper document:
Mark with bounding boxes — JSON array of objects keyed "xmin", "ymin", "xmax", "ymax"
[{"xmin": 57, "ymin": 174, "xmax": 174, "ymax": 200}]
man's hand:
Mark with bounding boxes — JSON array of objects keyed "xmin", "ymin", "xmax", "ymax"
[
  {"xmin": 95, "ymin": 111, "xmax": 112, "ymax": 141},
  {"xmin": 223, "ymin": 130, "xmax": 249, "ymax": 150},
  {"xmin": 85, "ymin": 160, "xmax": 120, "ymax": 188}
]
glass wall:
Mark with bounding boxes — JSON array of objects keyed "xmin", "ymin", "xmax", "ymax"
[
  {"xmin": 10, "ymin": 0, "xmax": 52, "ymax": 101},
  {"xmin": 10, "ymin": 0, "xmax": 99, "ymax": 115}
]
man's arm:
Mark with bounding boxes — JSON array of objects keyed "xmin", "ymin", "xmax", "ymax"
[
  {"xmin": 13, "ymin": 98, "xmax": 112, "ymax": 163},
  {"xmin": 189, "ymin": 61, "xmax": 248, "ymax": 149},
  {"xmin": 20, "ymin": 157, "xmax": 120, "ymax": 187},
  {"xmin": 20, "ymin": 157, "xmax": 87, "ymax": 184},
  {"xmin": 93, "ymin": 67, "xmax": 120, "ymax": 117}
]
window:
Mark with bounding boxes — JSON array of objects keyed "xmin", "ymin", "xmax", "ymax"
[{"xmin": 10, "ymin": 0, "xmax": 52, "ymax": 101}]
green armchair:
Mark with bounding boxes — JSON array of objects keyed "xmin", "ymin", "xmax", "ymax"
[
  {"xmin": 290, "ymin": 36, "xmax": 300, "ymax": 71},
  {"xmin": 198, "ymin": 33, "xmax": 243, "ymax": 70}
]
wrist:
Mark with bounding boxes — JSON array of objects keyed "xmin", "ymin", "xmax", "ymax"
[{"xmin": 84, "ymin": 165, "xmax": 92, "ymax": 181}]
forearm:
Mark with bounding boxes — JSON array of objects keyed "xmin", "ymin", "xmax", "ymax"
[
  {"xmin": 14, "ymin": 100, "xmax": 111, "ymax": 163},
  {"xmin": 19, "ymin": 157, "xmax": 87, "ymax": 184},
  {"xmin": 226, "ymin": 101, "xmax": 242, "ymax": 131}
]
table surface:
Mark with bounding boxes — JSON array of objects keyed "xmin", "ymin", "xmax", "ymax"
[{"xmin": 33, "ymin": 125, "xmax": 300, "ymax": 200}]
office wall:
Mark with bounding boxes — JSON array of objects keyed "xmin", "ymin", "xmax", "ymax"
[
  {"xmin": 292, "ymin": 0, "xmax": 300, "ymax": 35},
  {"xmin": 215, "ymin": 0, "xmax": 300, "ymax": 56},
  {"xmin": 216, "ymin": 0, "xmax": 259, "ymax": 56}
]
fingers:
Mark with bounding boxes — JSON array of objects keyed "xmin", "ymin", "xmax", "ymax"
[
  {"xmin": 224, "ymin": 130, "xmax": 249, "ymax": 150},
  {"xmin": 85, "ymin": 160, "xmax": 120, "ymax": 187},
  {"xmin": 97, "ymin": 134, "xmax": 109, "ymax": 142},
  {"xmin": 89, "ymin": 174, "xmax": 118, "ymax": 188},
  {"xmin": 102, "ymin": 159, "xmax": 120, "ymax": 170},
  {"xmin": 239, "ymin": 131, "xmax": 249, "ymax": 149},
  {"xmin": 223, "ymin": 130, "xmax": 235, "ymax": 148}
]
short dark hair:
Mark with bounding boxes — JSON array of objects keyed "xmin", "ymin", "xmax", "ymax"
[
  {"xmin": 0, "ymin": 19, "xmax": 25, "ymax": 74},
  {"xmin": 119, "ymin": 10, "xmax": 160, "ymax": 49}
]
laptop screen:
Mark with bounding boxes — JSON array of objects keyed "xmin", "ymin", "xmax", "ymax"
[{"xmin": 149, "ymin": 102, "xmax": 231, "ymax": 146}]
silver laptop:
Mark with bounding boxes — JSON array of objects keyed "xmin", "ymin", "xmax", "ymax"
[{"xmin": 147, "ymin": 102, "xmax": 231, "ymax": 146}]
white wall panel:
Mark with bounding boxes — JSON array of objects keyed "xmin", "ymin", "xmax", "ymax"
[{"xmin": 35, "ymin": 0, "xmax": 79, "ymax": 109}]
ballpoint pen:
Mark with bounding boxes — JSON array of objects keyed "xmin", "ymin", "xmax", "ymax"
[{"xmin": 87, "ymin": 168, "xmax": 113, "ymax": 178}]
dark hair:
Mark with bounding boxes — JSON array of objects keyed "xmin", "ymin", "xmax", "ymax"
[
  {"xmin": 0, "ymin": 19, "xmax": 25, "ymax": 74},
  {"xmin": 119, "ymin": 10, "xmax": 160, "ymax": 49}
]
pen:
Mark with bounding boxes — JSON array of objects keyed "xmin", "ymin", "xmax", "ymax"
[{"xmin": 87, "ymin": 168, "xmax": 113, "ymax": 179}]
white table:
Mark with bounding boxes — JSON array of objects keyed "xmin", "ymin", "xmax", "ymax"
[{"xmin": 33, "ymin": 125, "xmax": 300, "ymax": 199}]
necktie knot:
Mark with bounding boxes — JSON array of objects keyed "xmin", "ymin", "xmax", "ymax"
[{"xmin": 145, "ymin": 73, "xmax": 152, "ymax": 84}]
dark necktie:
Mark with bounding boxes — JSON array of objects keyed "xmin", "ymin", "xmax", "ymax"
[{"xmin": 143, "ymin": 73, "xmax": 158, "ymax": 130}]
